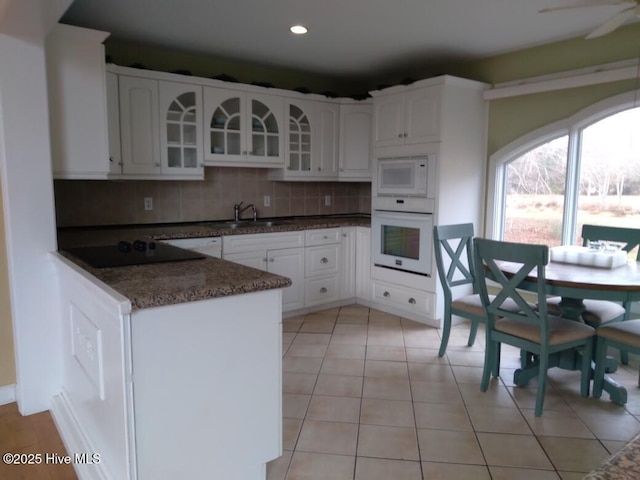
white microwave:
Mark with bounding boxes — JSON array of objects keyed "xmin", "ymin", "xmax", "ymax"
[{"xmin": 375, "ymin": 155, "xmax": 436, "ymax": 197}]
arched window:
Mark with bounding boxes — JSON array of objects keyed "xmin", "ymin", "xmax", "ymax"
[{"xmin": 487, "ymin": 92, "xmax": 640, "ymax": 249}]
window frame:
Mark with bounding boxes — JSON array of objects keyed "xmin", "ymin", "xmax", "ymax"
[{"xmin": 486, "ymin": 90, "xmax": 640, "ymax": 244}]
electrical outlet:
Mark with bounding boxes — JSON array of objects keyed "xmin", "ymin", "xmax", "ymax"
[
  {"xmin": 324, "ymin": 195, "xmax": 331, "ymax": 206},
  {"xmin": 144, "ymin": 197, "xmax": 153, "ymax": 211},
  {"xmin": 264, "ymin": 195, "xmax": 271, "ymax": 207}
]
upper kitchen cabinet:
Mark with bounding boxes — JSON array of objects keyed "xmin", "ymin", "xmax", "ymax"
[
  {"xmin": 370, "ymin": 76, "xmax": 489, "ymax": 160},
  {"xmin": 204, "ymin": 87, "xmax": 284, "ymax": 167},
  {"xmin": 118, "ymin": 74, "xmax": 204, "ymax": 179},
  {"xmin": 338, "ymin": 101, "xmax": 373, "ymax": 181},
  {"xmin": 118, "ymin": 75, "xmax": 161, "ymax": 176},
  {"xmin": 159, "ymin": 81, "xmax": 204, "ymax": 176},
  {"xmin": 46, "ymin": 24, "xmax": 114, "ymax": 179},
  {"xmin": 371, "ymin": 82, "xmax": 441, "ymax": 148},
  {"xmin": 268, "ymin": 98, "xmax": 339, "ymax": 181}
]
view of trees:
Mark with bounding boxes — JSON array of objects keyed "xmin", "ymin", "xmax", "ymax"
[
  {"xmin": 507, "ymin": 108, "xmax": 640, "ymax": 199},
  {"xmin": 503, "ymin": 107, "xmax": 640, "ymax": 247}
]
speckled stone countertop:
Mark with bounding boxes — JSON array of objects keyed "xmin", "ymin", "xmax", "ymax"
[
  {"xmin": 583, "ymin": 432, "xmax": 640, "ymax": 479},
  {"xmin": 57, "ymin": 215, "xmax": 369, "ymax": 310},
  {"xmin": 58, "ymin": 251, "xmax": 292, "ymax": 310},
  {"xmin": 57, "ymin": 215, "xmax": 371, "ymax": 248}
]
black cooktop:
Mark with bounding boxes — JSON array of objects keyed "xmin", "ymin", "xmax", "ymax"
[{"xmin": 63, "ymin": 242, "xmax": 206, "ymax": 268}]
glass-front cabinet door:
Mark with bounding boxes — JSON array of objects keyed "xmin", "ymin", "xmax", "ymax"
[
  {"xmin": 286, "ymin": 99, "xmax": 314, "ymax": 174},
  {"xmin": 159, "ymin": 81, "xmax": 204, "ymax": 177},
  {"xmin": 204, "ymin": 87, "xmax": 283, "ymax": 167}
]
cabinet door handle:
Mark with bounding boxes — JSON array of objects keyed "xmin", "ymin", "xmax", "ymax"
[
  {"xmin": 403, "ymin": 133, "xmax": 408, "ymax": 138},
  {"xmin": 262, "ymin": 257, "xmax": 268, "ymax": 263},
  {"xmin": 397, "ymin": 133, "xmax": 403, "ymax": 138},
  {"xmin": 342, "ymin": 233, "xmax": 347, "ymax": 238},
  {"xmin": 109, "ymin": 156, "xmax": 113, "ymax": 163},
  {"xmin": 154, "ymin": 162, "xmax": 161, "ymax": 167},
  {"xmin": 383, "ymin": 291, "xmax": 390, "ymax": 298},
  {"xmin": 317, "ymin": 167, "xmax": 321, "ymax": 171},
  {"xmin": 269, "ymin": 257, "xmax": 274, "ymax": 262},
  {"xmin": 320, "ymin": 287, "xmax": 327, "ymax": 294},
  {"xmin": 320, "ymin": 257, "xmax": 329, "ymax": 264},
  {"xmin": 408, "ymin": 298, "xmax": 416, "ymax": 304},
  {"xmin": 323, "ymin": 235, "xmax": 328, "ymax": 239}
]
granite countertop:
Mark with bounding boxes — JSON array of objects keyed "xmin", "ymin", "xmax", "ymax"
[
  {"xmin": 57, "ymin": 215, "xmax": 371, "ymax": 247},
  {"xmin": 583, "ymin": 432, "xmax": 640, "ymax": 479},
  {"xmin": 57, "ymin": 215, "xmax": 369, "ymax": 310}
]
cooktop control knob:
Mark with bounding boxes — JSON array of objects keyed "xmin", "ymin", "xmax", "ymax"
[
  {"xmin": 133, "ymin": 240, "xmax": 147, "ymax": 252},
  {"xmin": 117, "ymin": 241, "xmax": 132, "ymax": 253}
]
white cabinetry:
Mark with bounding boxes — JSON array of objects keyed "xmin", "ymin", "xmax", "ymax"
[
  {"xmin": 304, "ymin": 228, "xmax": 342, "ymax": 307},
  {"xmin": 371, "ymin": 75, "xmax": 489, "ymax": 326},
  {"xmin": 119, "ymin": 75, "xmax": 161, "ymax": 176},
  {"xmin": 269, "ymin": 98, "xmax": 339, "ymax": 181},
  {"xmin": 223, "ymin": 232, "xmax": 304, "ymax": 311},
  {"xmin": 372, "ymin": 84, "xmax": 441, "ymax": 148},
  {"xmin": 355, "ymin": 226, "xmax": 371, "ymax": 301},
  {"xmin": 204, "ymin": 87, "xmax": 284, "ymax": 167},
  {"xmin": 159, "ymin": 81, "xmax": 204, "ymax": 176},
  {"xmin": 118, "ymin": 74, "xmax": 204, "ymax": 179},
  {"xmin": 315, "ymin": 101, "xmax": 340, "ymax": 178},
  {"xmin": 46, "ymin": 24, "xmax": 113, "ymax": 179},
  {"xmin": 340, "ymin": 227, "xmax": 357, "ymax": 300},
  {"xmin": 339, "ymin": 102, "xmax": 373, "ymax": 181}
]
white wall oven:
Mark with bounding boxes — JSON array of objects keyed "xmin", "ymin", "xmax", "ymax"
[{"xmin": 372, "ymin": 210, "xmax": 433, "ymax": 276}]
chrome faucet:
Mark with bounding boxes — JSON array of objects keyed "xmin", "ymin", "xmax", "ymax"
[{"xmin": 233, "ymin": 202, "xmax": 257, "ymax": 221}]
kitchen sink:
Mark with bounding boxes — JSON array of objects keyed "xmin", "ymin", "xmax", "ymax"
[{"xmin": 202, "ymin": 220, "xmax": 289, "ymax": 229}]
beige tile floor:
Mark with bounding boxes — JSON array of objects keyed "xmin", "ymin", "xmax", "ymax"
[{"xmin": 268, "ymin": 304, "xmax": 640, "ymax": 480}]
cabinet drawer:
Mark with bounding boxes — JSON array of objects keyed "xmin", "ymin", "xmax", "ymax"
[
  {"xmin": 372, "ymin": 281, "xmax": 435, "ymax": 317},
  {"xmin": 305, "ymin": 228, "xmax": 341, "ymax": 246},
  {"xmin": 305, "ymin": 244, "xmax": 340, "ymax": 277},
  {"xmin": 305, "ymin": 275, "xmax": 340, "ymax": 307},
  {"xmin": 223, "ymin": 231, "xmax": 304, "ymax": 254}
]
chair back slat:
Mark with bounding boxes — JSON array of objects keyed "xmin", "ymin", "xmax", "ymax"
[
  {"xmin": 433, "ymin": 224, "xmax": 476, "ymax": 299},
  {"xmin": 473, "ymin": 238, "xmax": 549, "ymax": 331},
  {"xmin": 581, "ymin": 224, "xmax": 640, "ymax": 260}
]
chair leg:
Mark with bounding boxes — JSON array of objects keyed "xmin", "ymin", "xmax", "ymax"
[
  {"xmin": 620, "ymin": 349, "xmax": 629, "ymax": 365},
  {"xmin": 580, "ymin": 338, "xmax": 593, "ymax": 398},
  {"xmin": 593, "ymin": 337, "xmax": 608, "ymax": 399},
  {"xmin": 467, "ymin": 320, "xmax": 479, "ymax": 347},
  {"xmin": 481, "ymin": 339, "xmax": 498, "ymax": 392},
  {"xmin": 438, "ymin": 307, "xmax": 452, "ymax": 357},
  {"xmin": 534, "ymin": 354, "xmax": 549, "ymax": 417}
]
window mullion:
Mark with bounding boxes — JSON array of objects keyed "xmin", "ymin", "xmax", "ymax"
[{"xmin": 562, "ymin": 126, "xmax": 581, "ymax": 245}]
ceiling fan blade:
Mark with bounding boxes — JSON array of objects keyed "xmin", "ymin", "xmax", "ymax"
[
  {"xmin": 585, "ymin": 6, "xmax": 637, "ymax": 38},
  {"xmin": 539, "ymin": 0, "xmax": 635, "ymax": 14}
]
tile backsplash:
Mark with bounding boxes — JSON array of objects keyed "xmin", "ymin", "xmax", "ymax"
[{"xmin": 54, "ymin": 167, "xmax": 371, "ymax": 227}]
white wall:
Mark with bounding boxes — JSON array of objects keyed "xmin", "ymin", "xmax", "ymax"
[{"xmin": 0, "ymin": 0, "xmax": 72, "ymax": 414}]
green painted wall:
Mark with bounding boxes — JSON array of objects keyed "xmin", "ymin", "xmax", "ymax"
[
  {"xmin": 105, "ymin": 39, "xmax": 367, "ymax": 97},
  {"xmin": 425, "ymin": 23, "xmax": 640, "ymax": 155}
]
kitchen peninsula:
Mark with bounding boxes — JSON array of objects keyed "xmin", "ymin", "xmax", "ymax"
[{"xmin": 53, "ymin": 245, "xmax": 290, "ymax": 480}]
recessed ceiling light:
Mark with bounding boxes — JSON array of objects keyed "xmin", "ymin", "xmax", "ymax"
[{"xmin": 290, "ymin": 25, "xmax": 308, "ymax": 35}]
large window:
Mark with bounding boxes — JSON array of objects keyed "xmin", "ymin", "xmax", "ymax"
[{"xmin": 489, "ymin": 93, "xmax": 640, "ymax": 251}]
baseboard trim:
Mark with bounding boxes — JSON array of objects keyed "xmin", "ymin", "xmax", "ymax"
[
  {"xmin": 0, "ymin": 384, "xmax": 16, "ymax": 406},
  {"xmin": 50, "ymin": 393, "xmax": 110, "ymax": 480}
]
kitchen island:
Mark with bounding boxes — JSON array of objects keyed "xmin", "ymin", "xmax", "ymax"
[{"xmin": 52, "ymin": 249, "xmax": 291, "ymax": 480}]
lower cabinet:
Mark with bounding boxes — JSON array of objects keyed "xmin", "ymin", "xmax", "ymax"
[
  {"xmin": 223, "ymin": 232, "xmax": 305, "ymax": 312},
  {"xmin": 341, "ymin": 227, "xmax": 357, "ymax": 300},
  {"xmin": 304, "ymin": 228, "xmax": 342, "ymax": 307},
  {"xmin": 355, "ymin": 227, "xmax": 371, "ymax": 301},
  {"xmin": 371, "ymin": 279, "xmax": 436, "ymax": 323}
]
